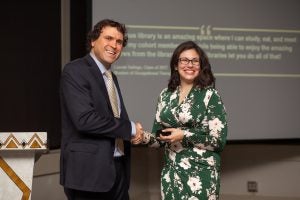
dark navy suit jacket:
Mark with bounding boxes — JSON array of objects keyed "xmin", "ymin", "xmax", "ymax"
[{"xmin": 59, "ymin": 54, "xmax": 132, "ymax": 192}]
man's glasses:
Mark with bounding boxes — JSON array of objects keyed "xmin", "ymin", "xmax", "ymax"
[{"xmin": 178, "ymin": 57, "xmax": 200, "ymax": 66}]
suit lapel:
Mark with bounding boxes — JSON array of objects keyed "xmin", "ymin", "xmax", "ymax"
[
  {"xmin": 84, "ymin": 54, "xmax": 128, "ymax": 119},
  {"xmin": 84, "ymin": 55, "xmax": 114, "ymax": 114}
]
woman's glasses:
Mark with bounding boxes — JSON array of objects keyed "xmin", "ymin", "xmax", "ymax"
[{"xmin": 178, "ymin": 57, "xmax": 200, "ymax": 66}]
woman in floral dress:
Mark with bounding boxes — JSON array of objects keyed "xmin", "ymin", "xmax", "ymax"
[{"xmin": 142, "ymin": 41, "xmax": 228, "ymax": 200}]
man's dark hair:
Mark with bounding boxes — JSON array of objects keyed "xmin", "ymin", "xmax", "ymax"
[{"xmin": 86, "ymin": 19, "xmax": 128, "ymax": 52}]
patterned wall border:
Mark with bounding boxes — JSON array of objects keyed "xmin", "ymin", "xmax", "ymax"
[{"xmin": 0, "ymin": 132, "xmax": 47, "ymax": 150}]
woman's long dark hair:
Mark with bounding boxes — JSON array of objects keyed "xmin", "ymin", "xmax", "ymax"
[{"xmin": 168, "ymin": 41, "xmax": 215, "ymax": 92}]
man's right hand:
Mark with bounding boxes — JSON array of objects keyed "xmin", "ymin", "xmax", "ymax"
[{"xmin": 131, "ymin": 122, "xmax": 143, "ymax": 144}]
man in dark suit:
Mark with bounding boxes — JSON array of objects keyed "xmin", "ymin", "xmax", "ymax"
[{"xmin": 60, "ymin": 19, "xmax": 143, "ymax": 200}]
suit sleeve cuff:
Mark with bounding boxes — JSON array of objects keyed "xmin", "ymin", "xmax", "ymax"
[{"xmin": 131, "ymin": 121, "xmax": 136, "ymax": 136}]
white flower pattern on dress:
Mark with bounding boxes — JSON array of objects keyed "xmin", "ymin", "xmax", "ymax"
[
  {"xmin": 170, "ymin": 91, "xmax": 177, "ymax": 102},
  {"xmin": 204, "ymin": 90, "xmax": 213, "ymax": 107},
  {"xmin": 208, "ymin": 195, "xmax": 217, "ymax": 200},
  {"xmin": 209, "ymin": 118, "xmax": 224, "ymax": 137},
  {"xmin": 168, "ymin": 149, "xmax": 176, "ymax": 162},
  {"xmin": 187, "ymin": 176, "xmax": 202, "ymax": 193},
  {"xmin": 170, "ymin": 142, "xmax": 184, "ymax": 153},
  {"xmin": 184, "ymin": 130, "xmax": 194, "ymax": 137},
  {"xmin": 188, "ymin": 196, "xmax": 199, "ymax": 200},
  {"xmin": 206, "ymin": 156, "xmax": 215, "ymax": 167},
  {"xmin": 156, "ymin": 100, "xmax": 165, "ymax": 123},
  {"xmin": 179, "ymin": 157, "xmax": 191, "ymax": 170},
  {"xmin": 144, "ymin": 87, "xmax": 227, "ymax": 200},
  {"xmin": 163, "ymin": 171, "xmax": 171, "ymax": 183},
  {"xmin": 178, "ymin": 100, "xmax": 193, "ymax": 123},
  {"xmin": 193, "ymin": 147, "xmax": 205, "ymax": 156}
]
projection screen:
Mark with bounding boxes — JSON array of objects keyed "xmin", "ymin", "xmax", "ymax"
[{"xmin": 92, "ymin": 0, "xmax": 300, "ymax": 140}]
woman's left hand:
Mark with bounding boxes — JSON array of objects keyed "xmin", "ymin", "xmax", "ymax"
[{"xmin": 158, "ymin": 128, "xmax": 184, "ymax": 143}]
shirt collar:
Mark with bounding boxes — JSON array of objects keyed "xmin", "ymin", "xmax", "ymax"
[{"xmin": 90, "ymin": 52, "xmax": 110, "ymax": 75}]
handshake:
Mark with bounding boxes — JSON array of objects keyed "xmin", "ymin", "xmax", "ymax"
[
  {"xmin": 131, "ymin": 122, "xmax": 183, "ymax": 145},
  {"xmin": 131, "ymin": 122, "xmax": 144, "ymax": 145}
]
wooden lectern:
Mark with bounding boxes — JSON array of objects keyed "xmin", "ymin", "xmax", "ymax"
[{"xmin": 0, "ymin": 132, "xmax": 47, "ymax": 200}]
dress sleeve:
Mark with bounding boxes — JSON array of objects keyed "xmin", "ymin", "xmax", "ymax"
[
  {"xmin": 182, "ymin": 89, "xmax": 228, "ymax": 152},
  {"xmin": 141, "ymin": 90, "xmax": 166, "ymax": 148}
]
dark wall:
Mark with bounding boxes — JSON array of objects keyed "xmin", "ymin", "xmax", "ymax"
[
  {"xmin": 70, "ymin": 0, "xmax": 92, "ymax": 59},
  {"xmin": 0, "ymin": 1, "xmax": 61, "ymax": 149}
]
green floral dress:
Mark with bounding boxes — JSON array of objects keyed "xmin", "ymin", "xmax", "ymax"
[{"xmin": 143, "ymin": 86, "xmax": 227, "ymax": 200}]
